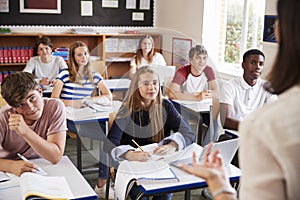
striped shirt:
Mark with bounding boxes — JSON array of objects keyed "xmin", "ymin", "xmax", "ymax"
[{"xmin": 56, "ymin": 69, "xmax": 103, "ymax": 100}]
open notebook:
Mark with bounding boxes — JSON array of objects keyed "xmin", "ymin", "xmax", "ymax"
[
  {"xmin": 171, "ymin": 138, "xmax": 239, "ymax": 167},
  {"xmin": 20, "ymin": 172, "xmax": 74, "ymax": 200},
  {"xmin": 115, "ymin": 159, "xmax": 179, "ymax": 200}
]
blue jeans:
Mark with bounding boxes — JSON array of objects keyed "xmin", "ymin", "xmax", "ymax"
[{"xmin": 129, "ymin": 183, "xmax": 173, "ymax": 200}]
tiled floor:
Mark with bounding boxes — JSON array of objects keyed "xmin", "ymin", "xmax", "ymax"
[{"xmin": 64, "ymin": 137, "xmax": 208, "ymax": 200}]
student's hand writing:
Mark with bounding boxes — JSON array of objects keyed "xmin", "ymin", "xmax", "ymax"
[
  {"xmin": 8, "ymin": 112, "xmax": 31, "ymax": 136},
  {"xmin": 179, "ymin": 143, "xmax": 232, "ymax": 195},
  {"xmin": 40, "ymin": 78, "xmax": 50, "ymax": 86},
  {"xmin": 195, "ymin": 90, "xmax": 211, "ymax": 100},
  {"xmin": 11, "ymin": 160, "xmax": 39, "ymax": 176},
  {"xmin": 153, "ymin": 142, "xmax": 177, "ymax": 155},
  {"xmin": 125, "ymin": 150, "xmax": 151, "ymax": 162}
]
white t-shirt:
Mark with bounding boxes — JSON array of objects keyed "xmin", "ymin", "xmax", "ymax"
[
  {"xmin": 220, "ymin": 77, "xmax": 277, "ymax": 121},
  {"xmin": 23, "ymin": 55, "xmax": 68, "ymax": 82},
  {"xmin": 130, "ymin": 52, "xmax": 166, "ymax": 69}
]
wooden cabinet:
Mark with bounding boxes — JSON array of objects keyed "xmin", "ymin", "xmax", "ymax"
[{"xmin": 0, "ymin": 33, "xmax": 162, "ymax": 79}]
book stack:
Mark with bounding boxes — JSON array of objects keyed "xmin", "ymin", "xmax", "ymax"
[
  {"xmin": 0, "ymin": 46, "xmax": 34, "ymax": 64},
  {"xmin": 53, "ymin": 47, "xmax": 69, "ymax": 62}
]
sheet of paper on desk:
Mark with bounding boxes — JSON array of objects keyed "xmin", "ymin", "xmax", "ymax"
[
  {"xmin": 174, "ymin": 98, "xmax": 212, "ymax": 105},
  {"xmin": 0, "ymin": 171, "xmax": 10, "ymax": 182},
  {"xmin": 137, "ymin": 143, "xmax": 203, "ymax": 163},
  {"xmin": 65, "ymin": 106, "xmax": 111, "ymax": 120},
  {"xmin": 85, "ymin": 96, "xmax": 112, "ymax": 107}
]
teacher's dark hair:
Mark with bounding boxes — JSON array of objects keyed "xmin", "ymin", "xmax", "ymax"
[{"xmin": 266, "ymin": 0, "xmax": 300, "ymax": 94}]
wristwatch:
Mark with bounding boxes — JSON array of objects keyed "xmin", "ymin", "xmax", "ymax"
[{"xmin": 211, "ymin": 187, "xmax": 236, "ymax": 198}]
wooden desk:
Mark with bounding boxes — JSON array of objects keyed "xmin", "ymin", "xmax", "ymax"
[
  {"xmin": 66, "ymin": 101, "xmax": 122, "ymax": 173},
  {"xmin": 0, "ymin": 156, "xmax": 97, "ymax": 199},
  {"xmin": 171, "ymin": 99, "xmax": 213, "ymax": 145}
]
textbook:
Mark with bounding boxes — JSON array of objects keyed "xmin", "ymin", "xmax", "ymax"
[
  {"xmin": 20, "ymin": 172, "xmax": 74, "ymax": 200},
  {"xmin": 118, "ymin": 160, "xmax": 179, "ymax": 185},
  {"xmin": 115, "ymin": 160, "xmax": 179, "ymax": 200}
]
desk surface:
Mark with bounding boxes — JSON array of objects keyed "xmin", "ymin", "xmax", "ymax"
[
  {"xmin": 104, "ymin": 78, "xmax": 131, "ymax": 91},
  {"xmin": 41, "ymin": 79, "xmax": 131, "ymax": 95},
  {"xmin": 172, "ymin": 99, "xmax": 212, "ymax": 113},
  {"xmin": 140, "ymin": 164, "xmax": 240, "ymax": 195},
  {"xmin": 0, "ymin": 156, "xmax": 97, "ymax": 200},
  {"xmin": 66, "ymin": 100, "xmax": 122, "ymax": 122}
]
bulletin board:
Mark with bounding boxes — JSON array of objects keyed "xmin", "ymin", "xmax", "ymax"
[
  {"xmin": 172, "ymin": 37, "xmax": 192, "ymax": 67},
  {"xmin": 0, "ymin": 0, "xmax": 154, "ymax": 27}
]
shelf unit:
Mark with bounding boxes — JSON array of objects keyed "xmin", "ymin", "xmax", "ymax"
[{"xmin": 0, "ymin": 33, "xmax": 162, "ymax": 79}]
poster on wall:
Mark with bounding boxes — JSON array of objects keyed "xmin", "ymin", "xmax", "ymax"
[
  {"xmin": 263, "ymin": 15, "xmax": 277, "ymax": 43},
  {"xmin": 172, "ymin": 37, "xmax": 192, "ymax": 67},
  {"xmin": 20, "ymin": 0, "xmax": 61, "ymax": 14},
  {"xmin": 0, "ymin": 0, "xmax": 9, "ymax": 13}
]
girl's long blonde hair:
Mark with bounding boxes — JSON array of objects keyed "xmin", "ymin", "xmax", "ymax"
[
  {"xmin": 68, "ymin": 41, "xmax": 94, "ymax": 85},
  {"xmin": 135, "ymin": 35, "xmax": 155, "ymax": 67},
  {"xmin": 118, "ymin": 66, "xmax": 164, "ymax": 142}
]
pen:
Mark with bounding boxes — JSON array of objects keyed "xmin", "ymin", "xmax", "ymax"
[
  {"xmin": 17, "ymin": 153, "xmax": 48, "ymax": 175},
  {"xmin": 131, "ymin": 139, "xmax": 145, "ymax": 152}
]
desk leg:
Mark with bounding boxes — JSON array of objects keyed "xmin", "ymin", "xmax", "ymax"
[
  {"xmin": 197, "ymin": 114, "xmax": 203, "ymax": 145},
  {"xmin": 77, "ymin": 135, "xmax": 82, "ymax": 173},
  {"xmin": 184, "ymin": 190, "xmax": 191, "ymax": 200}
]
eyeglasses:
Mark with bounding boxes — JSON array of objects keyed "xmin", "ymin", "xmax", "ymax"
[{"xmin": 139, "ymin": 80, "xmax": 160, "ymax": 87}]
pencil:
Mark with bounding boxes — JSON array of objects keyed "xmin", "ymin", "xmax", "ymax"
[
  {"xmin": 17, "ymin": 153, "xmax": 48, "ymax": 175},
  {"xmin": 131, "ymin": 139, "xmax": 144, "ymax": 152}
]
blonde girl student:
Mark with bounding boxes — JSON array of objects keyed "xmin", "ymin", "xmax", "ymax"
[
  {"xmin": 51, "ymin": 41, "xmax": 114, "ymax": 199},
  {"xmin": 105, "ymin": 66, "xmax": 195, "ymax": 199},
  {"xmin": 129, "ymin": 35, "xmax": 166, "ymax": 79}
]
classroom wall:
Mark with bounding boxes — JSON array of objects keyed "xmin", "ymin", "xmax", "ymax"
[
  {"xmin": 262, "ymin": 0, "xmax": 278, "ymax": 77},
  {"xmin": 1, "ymin": 0, "xmax": 277, "ymax": 76},
  {"xmin": 155, "ymin": 0, "xmax": 204, "ymax": 65}
]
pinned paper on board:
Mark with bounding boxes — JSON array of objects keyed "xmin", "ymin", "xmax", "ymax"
[
  {"xmin": 102, "ymin": 0, "xmax": 118, "ymax": 8},
  {"xmin": 132, "ymin": 12, "xmax": 144, "ymax": 21},
  {"xmin": 126, "ymin": 0, "xmax": 136, "ymax": 9},
  {"xmin": 139, "ymin": 0, "xmax": 150, "ymax": 10},
  {"xmin": 0, "ymin": 0, "xmax": 9, "ymax": 13},
  {"xmin": 81, "ymin": 1, "xmax": 93, "ymax": 16}
]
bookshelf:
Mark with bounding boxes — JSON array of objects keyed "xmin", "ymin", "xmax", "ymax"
[{"xmin": 0, "ymin": 33, "xmax": 162, "ymax": 79}]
